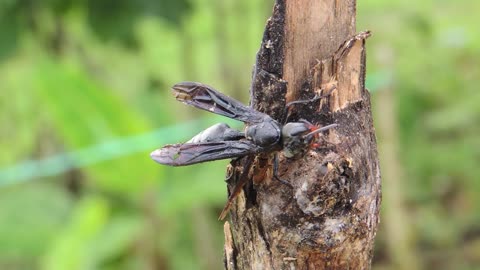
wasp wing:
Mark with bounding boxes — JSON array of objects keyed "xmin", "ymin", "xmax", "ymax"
[
  {"xmin": 172, "ymin": 82, "xmax": 270, "ymax": 124},
  {"xmin": 150, "ymin": 140, "xmax": 261, "ymax": 166}
]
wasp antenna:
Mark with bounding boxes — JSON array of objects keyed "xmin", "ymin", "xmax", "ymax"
[{"xmin": 305, "ymin": 123, "xmax": 338, "ymax": 137}]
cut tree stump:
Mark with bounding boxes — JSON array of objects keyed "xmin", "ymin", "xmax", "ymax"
[{"xmin": 223, "ymin": 0, "xmax": 381, "ymax": 269}]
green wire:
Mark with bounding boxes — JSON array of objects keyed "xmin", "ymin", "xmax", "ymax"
[{"xmin": 0, "ymin": 118, "xmax": 241, "ymax": 187}]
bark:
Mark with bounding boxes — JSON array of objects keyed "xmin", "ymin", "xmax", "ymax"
[{"xmin": 223, "ymin": 1, "xmax": 381, "ymax": 269}]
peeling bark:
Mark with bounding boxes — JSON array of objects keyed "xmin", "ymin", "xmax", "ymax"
[{"xmin": 223, "ymin": 1, "xmax": 381, "ymax": 269}]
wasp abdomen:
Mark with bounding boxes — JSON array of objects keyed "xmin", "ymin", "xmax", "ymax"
[{"xmin": 187, "ymin": 123, "xmax": 244, "ymax": 143}]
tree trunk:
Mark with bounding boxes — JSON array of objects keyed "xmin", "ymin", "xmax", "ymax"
[{"xmin": 223, "ymin": 1, "xmax": 381, "ymax": 269}]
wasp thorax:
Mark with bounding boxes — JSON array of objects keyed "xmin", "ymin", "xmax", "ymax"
[{"xmin": 245, "ymin": 119, "xmax": 281, "ymax": 147}]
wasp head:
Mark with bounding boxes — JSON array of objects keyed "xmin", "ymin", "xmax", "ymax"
[{"xmin": 282, "ymin": 122, "xmax": 337, "ymax": 158}]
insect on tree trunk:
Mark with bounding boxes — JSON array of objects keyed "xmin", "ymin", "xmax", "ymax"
[{"xmin": 223, "ymin": 0, "xmax": 381, "ymax": 269}]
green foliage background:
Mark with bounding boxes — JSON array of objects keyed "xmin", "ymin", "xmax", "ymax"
[{"xmin": 0, "ymin": 0, "xmax": 478, "ymax": 269}]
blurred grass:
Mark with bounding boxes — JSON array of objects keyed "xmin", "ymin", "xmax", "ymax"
[{"xmin": 0, "ymin": 0, "xmax": 479, "ymax": 269}]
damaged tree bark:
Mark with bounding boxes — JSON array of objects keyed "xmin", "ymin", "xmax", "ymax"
[{"xmin": 223, "ymin": 0, "xmax": 381, "ymax": 269}]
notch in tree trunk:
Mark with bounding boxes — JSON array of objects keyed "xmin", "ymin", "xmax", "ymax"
[{"xmin": 223, "ymin": 0, "xmax": 381, "ymax": 269}]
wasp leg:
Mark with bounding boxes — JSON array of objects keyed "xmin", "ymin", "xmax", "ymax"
[
  {"xmin": 273, "ymin": 154, "xmax": 293, "ymax": 188},
  {"xmin": 285, "ymin": 85, "xmax": 337, "ymax": 107},
  {"xmin": 219, "ymin": 155, "xmax": 254, "ymax": 220}
]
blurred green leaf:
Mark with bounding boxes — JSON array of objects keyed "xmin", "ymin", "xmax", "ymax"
[
  {"xmin": 42, "ymin": 196, "xmax": 109, "ymax": 270},
  {"xmin": 0, "ymin": 182, "xmax": 73, "ymax": 267},
  {"xmin": 34, "ymin": 58, "xmax": 160, "ymax": 194}
]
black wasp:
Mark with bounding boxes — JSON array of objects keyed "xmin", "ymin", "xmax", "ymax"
[{"xmin": 150, "ymin": 82, "xmax": 337, "ymax": 218}]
